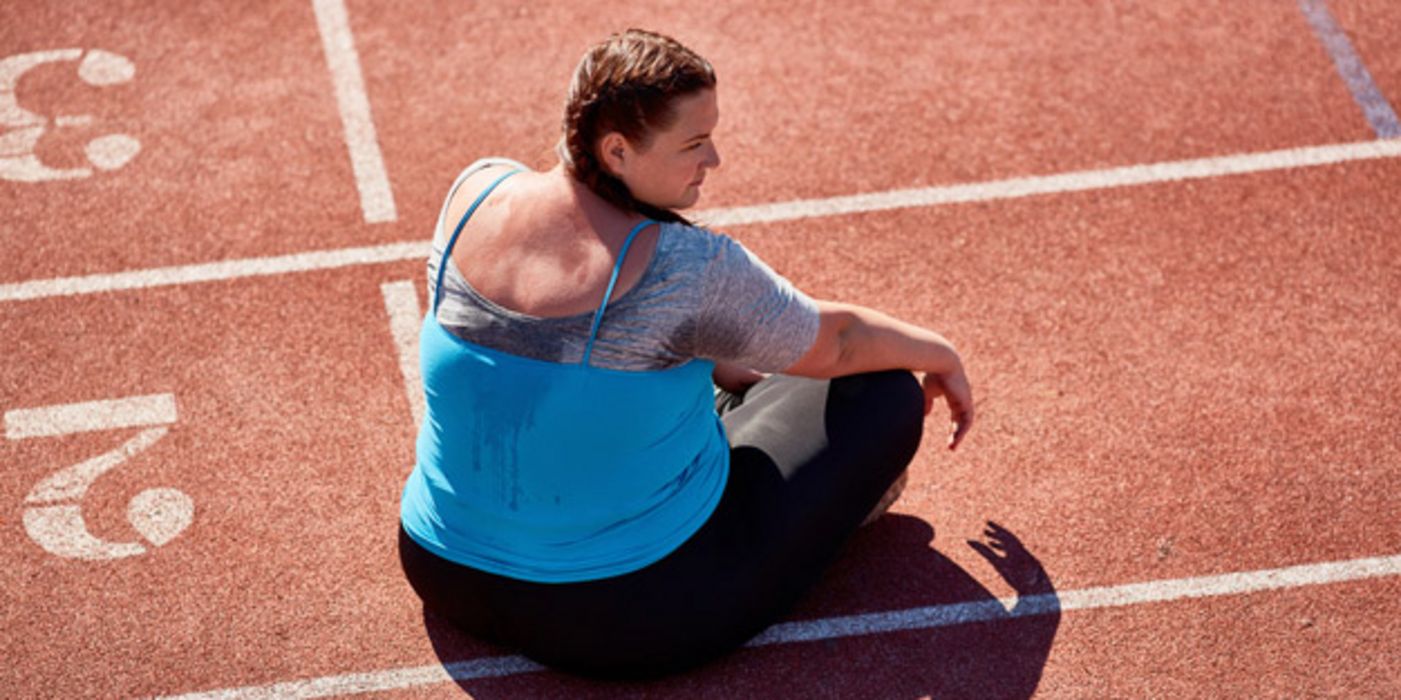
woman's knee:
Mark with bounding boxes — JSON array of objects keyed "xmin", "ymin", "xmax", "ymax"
[
  {"xmin": 829, "ymin": 370, "xmax": 923, "ymax": 424},
  {"xmin": 827, "ymin": 370, "xmax": 925, "ymax": 461}
]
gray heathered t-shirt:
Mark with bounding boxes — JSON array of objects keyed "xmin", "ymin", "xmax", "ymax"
[{"xmin": 428, "ymin": 159, "xmax": 820, "ymax": 373}]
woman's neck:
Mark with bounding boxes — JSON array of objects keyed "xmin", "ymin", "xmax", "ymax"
[{"xmin": 546, "ymin": 163, "xmax": 646, "ymax": 240}]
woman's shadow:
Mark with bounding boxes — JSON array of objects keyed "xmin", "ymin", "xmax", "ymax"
[{"xmin": 421, "ymin": 515, "xmax": 1059, "ymax": 699}]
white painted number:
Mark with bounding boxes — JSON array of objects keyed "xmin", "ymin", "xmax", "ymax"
[
  {"xmin": 0, "ymin": 48, "xmax": 140, "ymax": 183},
  {"xmin": 6, "ymin": 393, "xmax": 192, "ymax": 561}
]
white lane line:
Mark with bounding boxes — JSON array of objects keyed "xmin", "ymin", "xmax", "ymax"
[
  {"xmin": 156, "ymin": 656, "xmax": 545, "ymax": 700},
  {"xmin": 311, "ymin": 0, "xmax": 397, "ymax": 223},
  {"xmin": 5, "ymin": 393, "xmax": 176, "ymax": 440},
  {"xmin": 699, "ymin": 138, "xmax": 1401, "ymax": 227},
  {"xmin": 5, "ymin": 138, "xmax": 1401, "ymax": 304},
  {"xmin": 155, "ymin": 550, "xmax": 1401, "ymax": 699},
  {"xmin": 747, "ymin": 551, "xmax": 1401, "ymax": 645},
  {"xmin": 0, "ymin": 241, "xmax": 424, "ymax": 303},
  {"xmin": 379, "ymin": 280, "xmax": 425, "ymax": 429},
  {"xmin": 1298, "ymin": 0, "xmax": 1401, "ymax": 139}
]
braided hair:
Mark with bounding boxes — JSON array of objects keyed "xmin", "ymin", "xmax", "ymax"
[{"xmin": 558, "ymin": 29, "xmax": 716, "ymax": 225}]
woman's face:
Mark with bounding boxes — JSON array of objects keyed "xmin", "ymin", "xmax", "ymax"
[{"xmin": 613, "ymin": 88, "xmax": 721, "ymax": 211}]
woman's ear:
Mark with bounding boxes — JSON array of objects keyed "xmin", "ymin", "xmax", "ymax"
[{"xmin": 597, "ymin": 132, "xmax": 629, "ymax": 177}]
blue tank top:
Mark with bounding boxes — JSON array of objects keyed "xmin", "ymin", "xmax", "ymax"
[{"xmin": 399, "ymin": 169, "xmax": 730, "ymax": 583}]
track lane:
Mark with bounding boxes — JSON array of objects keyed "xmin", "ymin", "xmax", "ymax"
[
  {"xmin": 5, "ymin": 157, "xmax": 1399, "ymax": 696},
  {"xmin": 5, "ymin": 0, "xmax": 1401, "ymax": 696},
  {"xmin": 355, "ymin": 0, "xmax": 1370, "ymax": 251},
  {"xmin": 169, "ymin": 571, "xmax": 1400, "ymax": 698},
  {"xmin": 1, "ymin": 268, "xmax": 435, "ymax": 698},
  {"xmin": 737, "ymin": 156, "xmax": 1401, "ymax": 609},
  {"xmin": 0, "ymin": 2, "xmax": 383, "ymax": 285},
  {"xmin": 4, "ymin": 0, "xmax": 1373, "ymax": 283}
]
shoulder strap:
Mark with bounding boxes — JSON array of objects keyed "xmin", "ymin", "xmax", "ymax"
[
  {"xmin": 432, "ymin": 169, "xmax": 520, "ymax": 313},
  {"xmin": 581, "ymin": 219, "xmax": 656, "ymax": 367}
]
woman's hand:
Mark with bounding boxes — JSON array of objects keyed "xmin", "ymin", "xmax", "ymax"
[{"xmin": 922, "ymin": 366, "xmax": 974, "ymax": 451}]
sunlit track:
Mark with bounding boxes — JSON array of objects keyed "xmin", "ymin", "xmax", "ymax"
[
  {"xmin": 3, "ymin": 138, "xmax": 1399, "ymax": 304},
  {"xmin": 311, "ymin": 0, "xmax": 397, "ymax": 222},
  {"xmin": 154, "ymin": 550, "xmax": 1401, "ymax": 699},
  {"xmin": 8, "ymin": 1, "xmax": 1401, "ymax": 695}
]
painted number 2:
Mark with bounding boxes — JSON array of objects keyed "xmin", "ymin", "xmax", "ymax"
[
  {"xmin": 6, "ymin": 393, "xmax": 193, "ymax": 561},
  {"xmin": 0, "ymin": 48, "xmax": 141, "ymax": 182}
]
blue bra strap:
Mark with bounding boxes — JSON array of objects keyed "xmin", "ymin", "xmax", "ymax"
[
  {"xmin": 582, "ymin": 219, "xmax": 656, "ymax": 367},
  {"xmin": 432, "ymin": 168, "xmax": 521, "ymax": 313}
]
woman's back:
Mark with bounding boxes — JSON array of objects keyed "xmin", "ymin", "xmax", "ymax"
[
  {"xmin": 441, "ymin": 161, "xmax": 658, "ymax": 321},
  {"xmin": 407, "ymin": 165, "xmax": 732, "ymax": 583},
  {"xmin": 405, "ymin": 161, "xmax": 824, "ymax": 582},
  {"xmin": 429, "ymin": 159, "xmax": 821, "ymax": 372}
]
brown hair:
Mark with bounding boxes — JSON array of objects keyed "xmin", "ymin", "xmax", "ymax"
[{"xmin": 558, "ymin": 29, "xmax": 716, "ymax": 224}]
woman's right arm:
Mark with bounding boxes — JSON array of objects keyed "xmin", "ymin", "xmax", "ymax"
[{"xmin": 783, "ymin": 300, "xmax": 975, "ymax": 450}]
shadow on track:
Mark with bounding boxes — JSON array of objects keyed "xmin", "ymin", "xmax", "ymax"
[{"xmin": 421, "ymin": 515, "xmax": 1059, "ymax": 699}]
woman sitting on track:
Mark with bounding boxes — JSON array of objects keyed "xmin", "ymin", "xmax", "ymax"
[{"xmin": 397, "ymin": 28, "xmax": 974, "ymax": 679}]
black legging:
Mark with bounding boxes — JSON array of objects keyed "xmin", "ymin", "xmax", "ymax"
[{"xmin": 398, "ymin": 369, "xmax": 925, "ymax": 679}]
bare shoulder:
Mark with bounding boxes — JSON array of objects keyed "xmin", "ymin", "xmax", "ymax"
[
  {"xmin": 454, "ymin": 159, "xmax": 530, "ymax": 204},
  {"xmin": 442, "ymin": 159, "xmax": 532, "ymax": 233}
]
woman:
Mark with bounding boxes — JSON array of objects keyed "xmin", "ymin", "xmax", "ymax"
[{"xmin": 398, "ymin": 28, "xmax": 973, "ymax": 679}]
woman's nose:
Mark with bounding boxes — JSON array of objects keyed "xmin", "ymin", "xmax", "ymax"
[{"xmin": 706, "ymin": 142, "xmax": 721, "ymax": 169}]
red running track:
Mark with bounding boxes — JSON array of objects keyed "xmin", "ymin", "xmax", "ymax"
[{"xmin": 3, "ymin": 1, "xmax": 1400, "ymax": 697}]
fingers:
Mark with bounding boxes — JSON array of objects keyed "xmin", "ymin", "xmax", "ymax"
[
  {"xmin": 948, "ymin": 410, "xmax": 973, "ymax": 450},
  {"xmin": 984, "ymin": 520, "xmax": 1021, "ymax": 549},
  {"xmin": 947, "ymin": 393, "xmax": 973, "ymax": 450},
  {"xmin": 967, "ymin": 539, "xmax": 997, "ymax": 563},
  {"xmin": 938, "ymin": 373, "xmax": 973, "ymax": 451},
  {"xmin": 922, "ymin": 370, "xmax": 974, "ymax": 449}
]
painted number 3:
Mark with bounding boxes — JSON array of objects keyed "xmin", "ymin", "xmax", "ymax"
[
  {"xmin": 0, "ymin": 48, "xmax": 141, "ymax": 182},
  {"xmin": 6, "ymin": 394, "xmax": 193, "ymax": 561}
]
